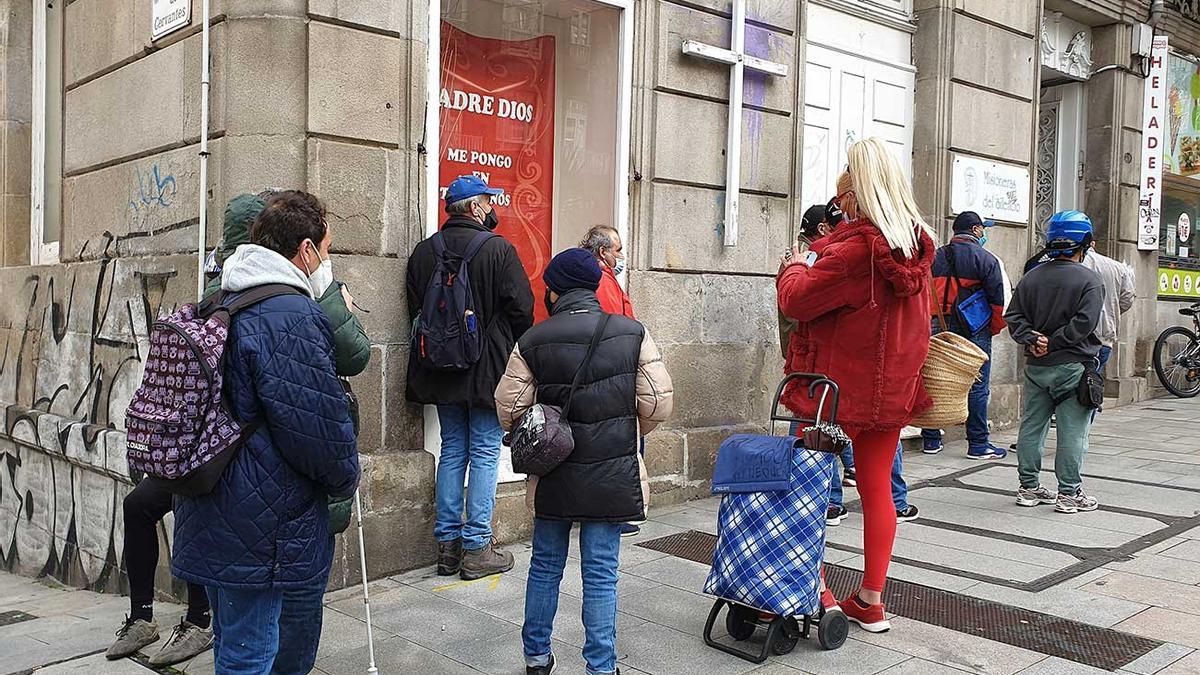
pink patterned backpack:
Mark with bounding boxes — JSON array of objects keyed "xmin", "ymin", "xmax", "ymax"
[{"xmin": 125, "ymin": 284, "xmax": 301, "ymax": 495}]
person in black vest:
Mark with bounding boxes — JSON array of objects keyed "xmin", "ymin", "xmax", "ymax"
[
  {"xmin": 406, "ymin": 175, "xmax": 535, "ymax": 580},
  {"xmin": 495, "ymin": 248, "xmax": 674, "ymax": 675}
]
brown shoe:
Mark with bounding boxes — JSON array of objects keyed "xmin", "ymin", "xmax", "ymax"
[
  {"xmin": 437, "ymin": 538, "xmax": 463, "ymax": 576},
  {"xmin": 460, "ymin": 540, "xmax": 515, "ymax": 580}
]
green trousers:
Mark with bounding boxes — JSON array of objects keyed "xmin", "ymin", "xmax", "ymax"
[{"xmin": 1016, "ymin": 362, "xmax": 1092, "ymax": 495}]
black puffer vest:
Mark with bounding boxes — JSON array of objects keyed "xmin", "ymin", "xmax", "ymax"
[{"xmin": 519, "ymin": 290, "xmax": 645, "ymax": 522}]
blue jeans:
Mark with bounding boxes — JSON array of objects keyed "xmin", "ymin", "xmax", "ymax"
[
  {"xmin": 830, "ymin": 442, "xmax": 908, "ymax": 511},
  {"xmin": 923, "ymin": 325, "xmax": 993, "ymax": 450},
  {"xmin": 435, "ymin": 405, "xmax": 504, "ymax": 551},
  {"xmin": 206, "ymin": 572, "xmax": 328, "ymax": 674},
  {"xmin": 1098, "ymin": 345, "xmax": 1112, "ymax": 375},
  {"xmin": 524, "ymin": 519, "xmax": 622, "ymax": 675},
  {"xmin": 826, "ymin": 444, "xmax": 856, "ymax": 506}
]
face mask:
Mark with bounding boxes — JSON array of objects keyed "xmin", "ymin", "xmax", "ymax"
[
  {"xmin": 611, "ymin": 257, "xmax": 626, "ymax": 276},
  {"xmin": 479, "ymin": 206, "xmax": 499, "ymax": 231},
  {"xmin": 543, "ymin": 288, "xmax": 555, "ymax": 315},
  {"xmin": 302, "ymin": 239, "xmax": 334, "ymax": 297},
  {"xmin": 979, "ymin": 234, "xmax": 989, "ymax": 246}
]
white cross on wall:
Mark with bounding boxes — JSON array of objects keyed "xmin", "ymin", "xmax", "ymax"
[{"xmin": 682, "ymin": 0, "xmax": 789, "ymax": 246}]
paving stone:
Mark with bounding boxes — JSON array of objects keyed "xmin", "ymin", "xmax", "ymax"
[
  {"xmin": 439, "ymin": 630, "xmax": 585, "ymax": 674},
  {"xmin": 619, "ymin": 584, "xmax": 719, "ymax": 636},
  {"xmin": 1161, "ymin": 540, "xmax": 1200, "ymax": 563},
  {"xmin": 1081, "ymin": 572, "xmax": 1200, "ymax": 617},
  {"xmin": 745, "ymin": 665, "xmax": 807, "ymax": 675},
  {"xmin": 1116, "ymin": 608, "xmax": 1200, "ymax": 649},
  {"xmin": 31, "ymin": 652, "xmax": 154, "ymax": 674},
  {"xmin": 877, "ymin": 658, "xmax": 976, "ymax": 675},
  {"xmin": 855, "ymin": 616, "xmax": 1044, "ymax": 674},
  {"xmin": 889, "ymin": 523, "xmax": 1078, "ymax": 570},
  {"xmin": 1104, "ymin": 553, "xmax": 1200, "ymax": 585},
  {"xmin": 833, "ymin": 554, "xmax": 980, "ymax": 593},
  {"xmin": 653, "ymin": 506, "xmax": 720, "ymax": 535},
  {"xmin": 1160, "ymin": 650, "xmax": 1200, "ymax": 674},
  {"xmin": 1016, "ymin": 656, "xmax": 1115, "ymax": 674},
  {"xmin": 1121, "ymin": 643, "xmax": 1195, "ymax": 675},
  {"xmin": 616, "ymin": 621, "xmax": 766, "ymax": 675},
  {"xmin": 622, "ymin": 555, "xmax": 713, "ymax": 594},
  {"xmin": 914, "ymin": 489, "xmax": 1146, "ymax": 545},
  {"xmin": 964, "ymin": 581, "xmax": 1147, "ymax": 628},
  {"xmin": 770, "ymin": 634, "xmax": 909, "ymax": 675},
  {"xmin": 412, "ymin": 567, "xmax": 530, "ymax": 611},
  {"xmin": 961, "ymin": 468, "xmax": 1200, "ymax": 519},
  {"xmin": 315, "ymin": 635, "xmax": 475, "ymax": 675}
]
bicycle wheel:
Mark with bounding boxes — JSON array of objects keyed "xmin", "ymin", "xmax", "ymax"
[{"xmin": 1153, "ymin": 326, "xmax": 1200, "ymax": 398}]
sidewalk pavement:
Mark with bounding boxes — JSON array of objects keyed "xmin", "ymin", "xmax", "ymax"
[{"xmin": 4, "ymin": 396, "xmax": 1200, "ymax": 675}]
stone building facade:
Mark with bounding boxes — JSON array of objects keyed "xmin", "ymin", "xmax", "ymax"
[{"xmin": 0, "ymin": 0, "xmax": 1194, "ymax": 594}]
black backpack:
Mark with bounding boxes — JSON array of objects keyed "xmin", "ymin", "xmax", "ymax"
[{"xmin": 413, "ymin": 231, "xmax": 496, "ymax": 371}]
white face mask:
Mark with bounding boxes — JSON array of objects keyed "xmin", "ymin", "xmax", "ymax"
[
  {"xmin": 302, "ymin": 239, "xmax": 335, "ymax": 297},
  {"xmin": 611, "ymin": 257, "xmax": 626, "ymax": 276}
]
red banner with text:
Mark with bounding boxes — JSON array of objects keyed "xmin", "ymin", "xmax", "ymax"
[{"xmin": 440, "ymin": 22, "xmax": 556, "ymax": 321}]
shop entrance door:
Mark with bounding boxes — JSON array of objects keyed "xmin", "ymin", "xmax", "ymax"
[{"xmin": 422, "ymin": 0, "xmax": 633, "ymax": 482}]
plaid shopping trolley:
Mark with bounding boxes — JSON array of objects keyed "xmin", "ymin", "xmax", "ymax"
[{"xmin": 702, "ymin": 373, "xmax": 851, "ymax": 663}]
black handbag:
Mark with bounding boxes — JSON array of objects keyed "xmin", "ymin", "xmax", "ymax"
[
  {"xmin": 509, "ymin": 314, "xmax": 610, "ymax": 476},
  {"xmin": 1075, "ymin": 359, "xmax": 1105, "ymax": 411}
]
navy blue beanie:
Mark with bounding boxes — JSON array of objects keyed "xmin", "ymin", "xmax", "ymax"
[{"xmin": 543, "ymin": 248, "xmax": 602, "ymax": 295}]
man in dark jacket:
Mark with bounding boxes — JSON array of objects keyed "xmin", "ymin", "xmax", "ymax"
[
  {"xmin": 1005, "ymin": 210, "xmax": 1104, "ymax": 515},
  {"xmin": 495, "ymin": 248, "xmax": 673, "ymax": 675},
  {"xmin": 922, "ymin": 211, "xmax": 1009, "ymax": 459},
  {"xmin": 406, "ymin": 175, "xmax": 534, "ymax": 579},
  {"xmin": 171, "ymin": 191, "xmax": 360, "ymax": 673}
]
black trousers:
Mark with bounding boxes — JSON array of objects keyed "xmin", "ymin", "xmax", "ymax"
[{"xmin": 124, "ymin": 478, "xmax": 210, "ymax": 624}]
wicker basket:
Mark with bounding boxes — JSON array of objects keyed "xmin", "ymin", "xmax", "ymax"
[{"xmin": 909, "ymin": 330, "xmax": 989, "ymax": 428}]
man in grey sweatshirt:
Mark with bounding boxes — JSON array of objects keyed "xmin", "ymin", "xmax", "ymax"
[{"xmin": 1004, "ymin": 210, "xmax": 1104, "ymax": 514}]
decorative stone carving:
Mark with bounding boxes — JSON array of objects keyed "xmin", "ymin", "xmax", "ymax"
[{"xmin": 1041, "ymin": 12, "xmax": 1092, "ymax": 81}]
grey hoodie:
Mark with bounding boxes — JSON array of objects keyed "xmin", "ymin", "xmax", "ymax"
[{"xmin": 221, "ymin": 244, "xmax": 314, "ymax": 298}]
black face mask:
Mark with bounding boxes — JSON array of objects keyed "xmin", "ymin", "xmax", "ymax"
[
  {"xmin": 482, "ymin": 208, "xmax": 500, "ymax": 231},
  {"xmin": 543, "ymin": 289, "xmax": 555, "ymax": 315}
]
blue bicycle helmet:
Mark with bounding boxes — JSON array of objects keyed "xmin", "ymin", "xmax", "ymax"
[{"xmin": 1045, "ymin": 210, "xmax": 1093, "ymax": 257}]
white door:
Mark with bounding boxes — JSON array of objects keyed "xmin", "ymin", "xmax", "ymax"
[{"xmin": 801, "ymin": 43, "xmax": 915, "ymax": 207}]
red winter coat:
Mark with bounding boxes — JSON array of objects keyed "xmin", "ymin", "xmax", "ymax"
[
  {"xmin": 596, "ymin": 265, "xmax": 635, "ymax": 319},
  {"xmin": 777, "ymin": 220, "xmax": 935, "ymax": 432}
]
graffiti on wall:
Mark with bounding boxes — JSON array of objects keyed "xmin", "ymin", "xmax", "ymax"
[
  {"xmin": 127, "ymin": 163, "xmax": 178, "ymax": 230},
  {"xmin": 0, "ymin": 256, "xmax": 188, "ymax": 589}
]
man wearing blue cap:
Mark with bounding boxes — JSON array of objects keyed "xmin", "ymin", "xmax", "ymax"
[
  {"xmin": 923, "ymin": 211, "xmax": 1010, "ymax": 459},
  {"xmin": 1005, "ymin": 210, "xmax": 1104, "ymax": 514},
  {"xmin": 406, "ymin": 174, "xmax": 534, "ymax": 579}
]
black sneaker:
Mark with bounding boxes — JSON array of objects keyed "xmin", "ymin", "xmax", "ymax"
[
  {"xmin": 527, "ymin": 654, "xmax": 555, "ymax": 675},
  {"xmin": 842, "ymin": 468, "xmax": 857, "ymax": 487},
  {"xmin": 896, "ymin": 505, "xmax": 919, "ymax": 523},
  {"xmin": 619, "ymin": 523, "xmax": 641, "ymax": 537},
  {"xmin": 826, "ymin": 504, "xmax": 848, "ymax": 527}
]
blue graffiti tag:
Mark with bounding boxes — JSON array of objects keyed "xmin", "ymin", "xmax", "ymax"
[{"xmin": 127, "ymin": 163, "xmax": 177, "ymax": 223}]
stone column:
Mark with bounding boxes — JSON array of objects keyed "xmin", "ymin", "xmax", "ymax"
[
  {"xmin": 1083, "ymin": 22, "xmax": 1156, "ymax": 401},
  {"xmin": 911, "ymin": 0, "xmax": 1041, "ymax": 429},
  {"xmin": 1, "ymin": 0, "xmax": 33, "ymax": 266}
]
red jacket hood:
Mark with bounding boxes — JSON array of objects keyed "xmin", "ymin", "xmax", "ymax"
[{"xmin": 817, "ymin": 220, "xmax": 934, "ymax": 298}]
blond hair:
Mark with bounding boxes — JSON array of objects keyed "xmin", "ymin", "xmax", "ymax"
[{"xmin": 844, "ymin": 138, "xmax": 932, "ymax": 258}]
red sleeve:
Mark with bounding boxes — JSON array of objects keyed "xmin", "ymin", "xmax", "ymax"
[
  {"xmin": 596, "ymin": 271, "xmax": 626, "ymax": 315},
  {"xmin": 776, "ymin": 250, "xmax": 853, "ymax": 323}
]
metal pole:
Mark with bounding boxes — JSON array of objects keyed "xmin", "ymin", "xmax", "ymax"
[
  {"xmin": 197, "ymin": 0, "xmax": 212, "ymax": 302},
  {"xmin": 723, "ymin": 0, "xmax": 745, "ymax": 246},
  {"xmin": 354, "ymin": 490, "xmax": 378, "ymax": 675}
]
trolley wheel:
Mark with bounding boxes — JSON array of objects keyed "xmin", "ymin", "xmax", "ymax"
[
  {"xmin": 725, "ymin": 604, "xmax": 757, "ymax": 641},
  {"xmin": 818, "ymin": 610, "xmax": 849, "ymax": 650},
  {"xmin": 771, "ymin": 617, "xmax": 801, "ymax": 655}
]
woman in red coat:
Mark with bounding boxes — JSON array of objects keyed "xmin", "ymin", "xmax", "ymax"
[{"xmin": 777, "ymin": 138, "xmax": 934, "ymax": 633}]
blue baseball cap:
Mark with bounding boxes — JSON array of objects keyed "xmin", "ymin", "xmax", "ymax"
[
  {"xmin": 953, "ymin": 211, "xmax": 994, "ymax": 232},
  {"xmin": 444, "ymin": 175, "xmax": 503, "ymax": 207}
]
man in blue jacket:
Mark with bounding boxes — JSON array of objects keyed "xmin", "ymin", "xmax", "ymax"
[
  {"xmin": 922, "ymin": 211, "xmax": 1009, "ymax": 460},
  {"xmin": 171, "ymin": 190, "xmax": 360, "ymax": 673}
]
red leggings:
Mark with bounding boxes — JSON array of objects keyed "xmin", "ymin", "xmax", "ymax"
[{"xmin": 849, "ymin": 427, "xmax": 902, "ymax": 593}]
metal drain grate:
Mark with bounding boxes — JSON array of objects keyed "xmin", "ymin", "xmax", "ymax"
[
  {"xmin": 638, "ymin": 530, "xmax": 1161, "ymax": 671},
  {"xmin": 0, "ymin": 610, "xmax": 37, "ymax": 626}
]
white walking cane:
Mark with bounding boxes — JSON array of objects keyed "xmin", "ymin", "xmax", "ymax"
[{"xmin": 353, "ymin": 490, "xmax": 378, "ymax": 674}]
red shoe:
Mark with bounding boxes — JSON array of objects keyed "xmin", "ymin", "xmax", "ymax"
[
  {"xmin": 820, "ymin": 588, "xmax": 841, "ymax": 613},
  {"xmin": 839, "ymin": 593, "xmax": 891, "ymax": 633}
]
